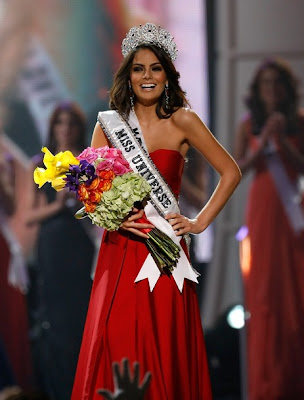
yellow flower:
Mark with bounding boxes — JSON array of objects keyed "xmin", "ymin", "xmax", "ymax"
[{"xmin": 33, "ymin": 147, "xmax": 80, "ymax": 191}]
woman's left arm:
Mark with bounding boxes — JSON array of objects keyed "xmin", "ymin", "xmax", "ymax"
[
  {"xmin": 166, "ymin": 109, "xmax": 242, "ymax": 236},
  {"xmin": 272, "ymin": 112, "xmax": 304, "ymax": 172},
  {"xmin": 0, "ymin": 153, "xmax": 15, "ymax": 216}
]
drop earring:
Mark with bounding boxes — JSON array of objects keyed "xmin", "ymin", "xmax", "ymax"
[
  {"xmin": 165, "ymin": 83, "xmax": 169, "ymax": 109},
  {"xmin": 128, "ymin": 81, "xmax": 134, "ymax": 109}
]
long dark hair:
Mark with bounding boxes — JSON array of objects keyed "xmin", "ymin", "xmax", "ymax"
[
  {"xmin": 46, "ymin": 101, "xmax": 87, "ymax": 153},
  {"xmin": 109, "ymin": 44, "xmax": 190, "ymax": 119},
  {"xmin": 245, "ymin": 58, "xmax": 300, "ymax": 135}
]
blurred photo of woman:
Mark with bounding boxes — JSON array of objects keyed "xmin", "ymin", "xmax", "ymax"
[
  {"xmin": 26, "ymin": 103, "xmax": 96, "ymax": 400},
  {"xmin": 235, "ymin": 59, "xmax": 304, "ymax": 399}
]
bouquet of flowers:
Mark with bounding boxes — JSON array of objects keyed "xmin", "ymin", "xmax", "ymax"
[{"xmin": 34, "ymin": 146, "xmax": 180, "ymax": 272}]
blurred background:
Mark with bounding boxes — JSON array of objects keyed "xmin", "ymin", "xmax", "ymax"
[{"xmin": 1, "ymin": 0, "xmax": 304, "ymax": 399}]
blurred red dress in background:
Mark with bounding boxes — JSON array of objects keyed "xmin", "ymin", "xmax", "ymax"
[{"xmin": 242, "ymin": 119, "xmax": 304, "ymax": 399}]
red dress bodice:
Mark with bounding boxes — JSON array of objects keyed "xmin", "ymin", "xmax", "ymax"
[{"xmin": 149, "ymin": 149, "xmax": 185, "ymax": 197}]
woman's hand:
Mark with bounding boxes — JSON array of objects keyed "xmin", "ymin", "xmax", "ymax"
[
  {"xmin": 165, "ymin": 213, "xmax": 202, "ymax": 236},
  {"xmin": 261, "ymin": 112, "xmax": 287, "ymax": 145},
  {"xmin": 97, "ymin": 358, "xmax": 151, "ymax": 400},
  {"xmin": 270, "ymin": 112, "xmax": 288, "ymax": 145},
  {"xmin": 55, "ymin": 189, "xmax": 70, "ymax": 209},
  {"xmin": 120, "ymin": 208, "xmax": 154, "ymax": 239},
  {"xmin": 25, "ymin": 188, "xmax": 71, "ymax": 226}
]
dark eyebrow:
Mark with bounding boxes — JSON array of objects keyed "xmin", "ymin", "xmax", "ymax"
[{"xmin": 132, "ymin": 62, "xmax": 162, "ymax": 67}]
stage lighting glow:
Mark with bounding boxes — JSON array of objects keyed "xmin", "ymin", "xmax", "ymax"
[{"xmin": 227, "ymin": 305, "xmax": 245, "ymax": 329}]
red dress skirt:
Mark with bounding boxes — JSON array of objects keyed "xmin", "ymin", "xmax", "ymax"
[{"xmin": 72, "ymin": 149, "xmax": 212, "ymax": 400}]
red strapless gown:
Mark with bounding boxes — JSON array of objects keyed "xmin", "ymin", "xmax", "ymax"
[{"xmin": 72, "ymin": 150, "xmax": 212, "ymax": 400}]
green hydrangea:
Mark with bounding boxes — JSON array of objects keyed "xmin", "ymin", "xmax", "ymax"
[{"xmin": 88, "ymin": 172, "xmax": 151, "ymax": 231}]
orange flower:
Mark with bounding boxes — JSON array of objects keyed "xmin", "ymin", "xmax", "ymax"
[
  {"xmin": 87, "ymin": 177, "xmax": 100, "ymax": 191},
  {"xmin": 84, "ymin": 201, "xmax": 96, "ymax": 213},
  {"xmin": 98, "ymin": 179, "xmax": 112, "ymax": 192},
  {"xmin": 89, "ymin": 190, "xmax": 102, "ymax": 203},
  {"xmin": 99, "ymin": 169, "xmax": 115, "ymax": 181},
  {"xmin": 78, "ymin": 184, "xmax": 89, "ymax": 201}
]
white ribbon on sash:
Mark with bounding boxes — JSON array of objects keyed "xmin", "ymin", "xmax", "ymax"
[
  {"xmin": 266, "ymin": 152, "xmax": 304, "ymax": 234},
  {"xmin": 18, "ymin": 36, "xmax": 70, "ymax": 143},
  {"xmin": 97, "ymin": 110, "xmax": 199, "ymax": 292},
  {"xmin": 0, "ymin": 211, "xmax": 28, "ymax": 293},
  {"xmin": 135, "ymin": 202, "xmax": 199, "ymax": 291}
]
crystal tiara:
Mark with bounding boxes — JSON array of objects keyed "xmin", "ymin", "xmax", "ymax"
[{"xmin": 121, "ymin": 23, "xmax": 178, "ymax": 61}]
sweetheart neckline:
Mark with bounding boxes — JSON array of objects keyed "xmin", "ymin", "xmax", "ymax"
[{"xmin": 149, "ymin": 148, "xmax": 184, "ymax": 159}]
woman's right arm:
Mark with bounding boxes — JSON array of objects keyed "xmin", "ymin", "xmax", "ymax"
[
  {"xmin": 0, "ymin": 155, "xmax": 15, "ymax": 216},
  {"xmin": 91, "ymin": 122, "xmax": 110, "ymax": 148},
  {"xmin": 25, "ymin": 161, "xmax": 69, "ymax": 226}
]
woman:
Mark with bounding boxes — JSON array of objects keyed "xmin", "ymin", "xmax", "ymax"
[
  {"xmin": 234, "ymin": 59, "xmax": 304, "ymax": 399},
  {"xmin": 26, "ymin": 102, "xmax": 96, "ymax": 400},
  {"xmin": 0, "ymin": 136, "xmax": 33, "ymax": 389},
  {"xmin": 72, "ymin": 23, "xmax": 241, "ymax": 400}
]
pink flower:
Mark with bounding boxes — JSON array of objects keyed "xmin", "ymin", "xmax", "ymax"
[
  {"xmin": 96, "ymin": 146, "xmax": 132, "ymax": 175},
  {"xmin": 95, "ymin": 159, "xmax": 114, "ymax": 173},
  {"xmin": 78, "ymin": 146, "xmax": 132, "ymax": 176},
  {"xmin": 77, "ymin": 147, "xmax": 100, "ymax": 163},
  {"xmin": 112, "ymin": 161, "xmax": 132, "ymax": 175},
  {"xmin": 97, "ymin": 146, "xmax": 119, "ymax": 158}
]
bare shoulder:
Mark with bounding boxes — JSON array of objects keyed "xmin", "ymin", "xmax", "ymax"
[
  {"xmin": 91, "ymin": 121, "xmax": 109, "ymax": 148},
  {"xmin": 238, "ymin": 112, "xmax": 251, "ymax": 126},
  {"xmin": 172, "ymin": 107, "xmax": 202, "ymax": 128},
  {"xmin": 171, "ymin": 108, "xmax": 209, "ymax": 142}
]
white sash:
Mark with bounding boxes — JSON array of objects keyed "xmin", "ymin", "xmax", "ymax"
[
  {"xmin": 97, "ymin": 110, "xmax": 199, "ymax": 292},
  {"xmin": 266, "ymin": 153, "xmax": 304, "ymax": 234},
  {"xmin": 0, "ymin": 211, "xmax": 28, "ymax": 294},
  {"xmin": 98, "ymin": 110, "xmax": 179, "ymax": 216},
  {"xmin": 18, "ymin": 37, "xmax": 70, "ymax": 143}
]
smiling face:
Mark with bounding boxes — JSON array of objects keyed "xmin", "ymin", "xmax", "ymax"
[
  {"xmin": 258, "ymin": 67, "xmax": 287, "ymax": 111},
  {"xmin": 130, "ymin": 48, "xmax": 168, "ymax": 107},
  {"xmin": 53, "ymin": 111, "xmax": 81, "ymax": 149}
]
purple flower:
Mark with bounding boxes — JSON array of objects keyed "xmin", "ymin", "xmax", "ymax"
[
  {"xmin": 64, "ymin": 175, "xmax": 80, "ymax": 193},
  {"xmin": 64, "ymin": 160, "xmax": 97, "ymax": 193}
]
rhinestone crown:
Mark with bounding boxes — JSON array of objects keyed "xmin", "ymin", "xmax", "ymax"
[{"xmin": 121, "ymin": 23, "xmax": 178, "ymax": 61}]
